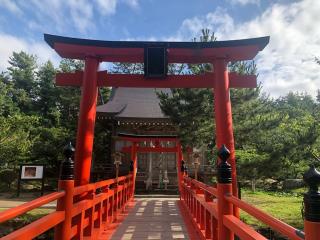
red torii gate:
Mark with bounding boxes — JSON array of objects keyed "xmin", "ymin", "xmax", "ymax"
[
  {"xmin": 114, "ymin": 133, "xmax": 183, "ymax": 196},
  {"xmin": 44, "ymin": 34, "xmax": 269, "ymax": 216}
]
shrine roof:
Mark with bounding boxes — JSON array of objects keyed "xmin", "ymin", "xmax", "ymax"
[
  {"xmin": 96, "ymin": 87, "xmax": 171, "ymax": 121},
  {"xmin": 44, "ymin": 34, "xmax": 269, "ymax": 62}
]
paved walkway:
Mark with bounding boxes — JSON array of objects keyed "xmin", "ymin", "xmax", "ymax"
[{"xmin": 110, "ymin": 198, "xmax": 190, "ymax": 240}]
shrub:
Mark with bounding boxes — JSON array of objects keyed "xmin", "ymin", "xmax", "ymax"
[{"xmin": 0, "ymin": 169, "xmax": 17, "ymax": 189}]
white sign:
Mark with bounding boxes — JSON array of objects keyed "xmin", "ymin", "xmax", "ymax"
[{"xmin": 21, "ymin": 165, "xmax": 44, "ymax": 179}]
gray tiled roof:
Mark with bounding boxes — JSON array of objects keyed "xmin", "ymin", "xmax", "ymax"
[{"xmin": 96, "ymin": 88, "xmax": 171, "ymax": 120}]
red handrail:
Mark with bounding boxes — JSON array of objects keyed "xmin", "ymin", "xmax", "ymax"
[
  {"xmin": 225, "ymin": 195, "xmax": 304, "ymax": 240},
  {"xmin": 0, "ymin": 173, "xmax": 134, "ymax": 240},
  {"xmin": 181, "ymin": 175, "xmax": 305, "ymax": 240},
  {"xmin": 2, "ymin": 211, "xmax": 65, "ymax": 240},
  {"xmin": 0, "ymin": 191, "xmax": 65, "ymax": 223}
]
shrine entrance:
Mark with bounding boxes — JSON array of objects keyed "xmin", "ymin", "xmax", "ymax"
[
  {"xmin": 115, "ymin": 133, "xmax": 183, "ymax": 194},
  {"xmin": 44, "ymin": 33, "xmax": 270, "ymax": 216},
  {"xmin": 136, "ymin": 150, "xmax": 177, "ymax": 192}
]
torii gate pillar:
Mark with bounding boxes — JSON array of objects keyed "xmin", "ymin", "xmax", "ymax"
[
  {"xmin": 213, "ymin": 59, "xmax": 238, "ymax": 214},
  {"xmin": 74, "ymin": 58, "xmax": 99, "ymax": 186}
]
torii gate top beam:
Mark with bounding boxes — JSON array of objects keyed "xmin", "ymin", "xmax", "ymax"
[
  {"xmin": 44, "ymin": 34, "xmax": 269, "ymax": 63},
  {"xmin": 115, "ymin": 133, "xmax": 178, "ymax": 143}
]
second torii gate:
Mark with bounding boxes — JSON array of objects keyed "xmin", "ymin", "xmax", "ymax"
[
  {"xmin": 114, "ymin": 133, "xmax": 183, "ymax": 195},
  {"xmin": 44, "ymin": 33, "xmax": 269, "ymax": 216}
]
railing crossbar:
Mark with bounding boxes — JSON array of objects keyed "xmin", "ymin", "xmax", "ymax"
[
  {"xmin": 225, "ymin": 195, "xmax": 304, "ymax": 240},
  {"xmin": 1, "ymin": 211, "xmax": 65, "ymax": 240},
  {"xmin": 223, "ymin": 215, "xmax": 267, "ymax": 240},
  {"xmin": 0, "ymin": 173, "xmax": 134, "ymax": 240},
  {"xmin": 0, "ymin": 191, "xmax": 65, "ymax": 224}
]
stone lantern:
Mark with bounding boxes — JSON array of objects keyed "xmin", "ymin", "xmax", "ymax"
[
  {"xmin": 113, "ymin": 152, "xmax": 123, "ymax": 184},
  {"xmin": 193, "ymin": 152, "xmax": 201, "ymax": 180}
]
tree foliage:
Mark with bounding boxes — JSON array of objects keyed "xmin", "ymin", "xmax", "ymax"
[
  {"xmin": 0, "ymin": 33, "xmax": 319, "ymax": 186},
  {"xmin": 0, "ymin": 52, "xmax": 111, "ymax": 184},
  {"xmin": 157, "ymin": 30, "xmax": 320, "ymax": 181}
]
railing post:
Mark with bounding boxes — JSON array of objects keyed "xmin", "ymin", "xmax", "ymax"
[
  {"xmin": 177, "ymin": 141, "xmax": 183, "ymax": 199},
  {"xmin": 191, "ymin": 181, "xmax": 196, "ymax": 216},
  {"xmin": 54, "ymin": 142, "xmax": 75, "ymax": 240},
  {"xmin": 204, "ymin": 191, "xmax": 212, "ymax": 238},
  {"xmin": 217, "ymin": 145, "xmax": 234, "ymax": 240},
  {"xmin": 131, "ymin": 142, "xmax": 137, "ymax": 197},
  {"xmin": 181, "ymin": 161, "xmax": 185, "ymax": 200},
  {"xmin": 129, "ymin": 160, "xmax": 133, "ymax": 198},
  {"xmin": 303, "ymin": 165, "xmax": 320, "ymax": 240}
]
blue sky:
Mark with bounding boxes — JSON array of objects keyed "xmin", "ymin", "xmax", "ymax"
[{"xmin": 0, "ymin": 0, "xmax": 319, "ymax": 97}]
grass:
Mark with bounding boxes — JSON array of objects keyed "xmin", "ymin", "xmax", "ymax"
[
  {"xmin": 0, "ymin": 207, "xmax": 53, "ymax": 215},
  {"xmin": 0, "ymin": 207, "xmax": 54, "ymax": 237},
  {"xmin": 240, "ymin": 188, "xmax": 305, "ymax": 230}
]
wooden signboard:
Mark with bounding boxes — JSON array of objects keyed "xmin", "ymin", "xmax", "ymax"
[{"xmin": 17, "ymin": 164, "xmax": 45, "ymax": 196}]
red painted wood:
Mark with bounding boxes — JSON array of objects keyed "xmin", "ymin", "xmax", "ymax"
[
  {"xmin": 213, "ymin": 59, "xmax": 239, "ymax": 217},
  {"xmin": 56, "ymin": 71, "xmax": 257, "ymax": 89},
  {"xmin": 117, "ymin": 136, "xmax": 178, "ymax": 142},
  {"xmin": 226, "ymin": 195, "xmax": 304, "ymax": 240},
  {"xmin": 101, "ymin": 72, "xmax": 215, "ymax": 88},
  {"xmin": 137, "ymin": 146, "xmax": 178, "ymax": 153},
  {"xmin": 2, "ymin": 211, "xmax": 65, "ymax": 240},
  {"xmin": 0, "ymin": 174, "xmax": 132, "ymax": 239},
  {"xmin": 205, "ymin": 210, "xmax": 211, "ymax": 238},
  {"xmin": 55, "ymin": 42, "xmax": 143, "ymax": 62},
  {"xmin": 56, "ymin": 71, "xmax": 82, "ymax": 86},
  {"xmin": 211, "ymin": 215, "xmax": 218, "ymax": 240},
  {"xmin": 131, "ymin": 142, "xmax": 138, "ymax": 196},
  {"xmin": 0, "ymin": 192, "xmax": 64, "ymax": 223},
  {"xmin": 217, "ymin": 183, "xmax": 234, "ymax": 240},
  {"xmin": 74, "ymin": 58, "xmax": 99, "ymax": 187},
  {"xmin": 168, "ymin": 45, "xmax": 261, "ymax": 62},
  {"xmin": 178, "ymin": 200, "xmax": 206, "ymax": 240},
  {"xmin": 54, "ymin": 43, "xmax": 261, "ymax": 62},
  {"xmin": 223, "ymin": 215, "xmax": 267, "ymax": 240},
  {"xmin": 181, "ymin": 176, "xmax": 306, "ymax": 240},
  {"xmin": 177, "ymin": 142, "xmax": 183, "ymax": 199},
  {"xmin": 229, "ymin": 72, "xmax": 257, "ymax": 88},
  {"xmin": 54, "ymin": 180, "xmax": 74, "ymax": 240},
  {"xmin": 305, "ymin": 220, "xmax": 320, "ymax": 240}
]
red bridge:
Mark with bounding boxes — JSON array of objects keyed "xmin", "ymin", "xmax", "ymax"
[{"xmin": 0, "ymin": 34, "xmax": 319, "ymax": 240}]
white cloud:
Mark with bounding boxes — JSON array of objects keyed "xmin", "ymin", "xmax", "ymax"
[
  {"xmin": 14, "ymin": 0, "xmax": 138, "ymax": 33},
  {"xmin": 95, "ymin": 0, "xmax": 118, "ymax": 15},
  {"xmin": 172, "ymin": 0, "xmax": 320, "ymax": 97},
  {"xmin": 95, "ymin": 0, "xmax": 139, "ymax": 16},
  {"xmin": 68, "ymin": 0, "xmax": 94, "ymax": 33},
  {"xmin": 0, "ymin": 0, "xmax": 22, "ymax": 15},
  {"xmin": 0, "ymin": 33, "xmax": 60, "ymax": 71},
  {"xmin": 228, "ymin": 0, "xmax": 260, "ymax": 5},
  {"xmin": 25, "ymin": 0, "xmax": 69, "ymax": 33},
  {"xmin": 123, "ymin": 0, "xmax": 139, "ymax": 9}
]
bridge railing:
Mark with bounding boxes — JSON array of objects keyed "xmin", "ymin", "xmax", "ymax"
[
  {"xmin": 0, "ymin": 144, "xmax": 134, "ymax": 240},
  {"xmin": 180, "ymin": 145, "xmax": 320, "ymax": 240}
]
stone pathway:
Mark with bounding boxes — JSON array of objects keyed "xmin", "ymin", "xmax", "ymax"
[{"xmin": 110, "ymin": 197, "xmax": 190, "ymax": 240}]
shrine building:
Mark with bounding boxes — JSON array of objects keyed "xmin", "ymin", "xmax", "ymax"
[{"xmin": 94, "ymin": 87, "xmax": 209, "ymax": 193}]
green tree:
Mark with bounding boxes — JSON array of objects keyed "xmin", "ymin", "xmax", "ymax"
[
  {"xmin": 7, "ymin": 51, "xmax": 38, "ymax": 114},
  {"xmin": 158, "ymin": 30, "xmax": 319, "ymax": 182},
  {"xmin": 36, "ymin": 61, "xmax": 61, "ymax": 126},
  {"xmin": 0, "ymin": 114, "xmax": 38, "ymax": 167}
]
